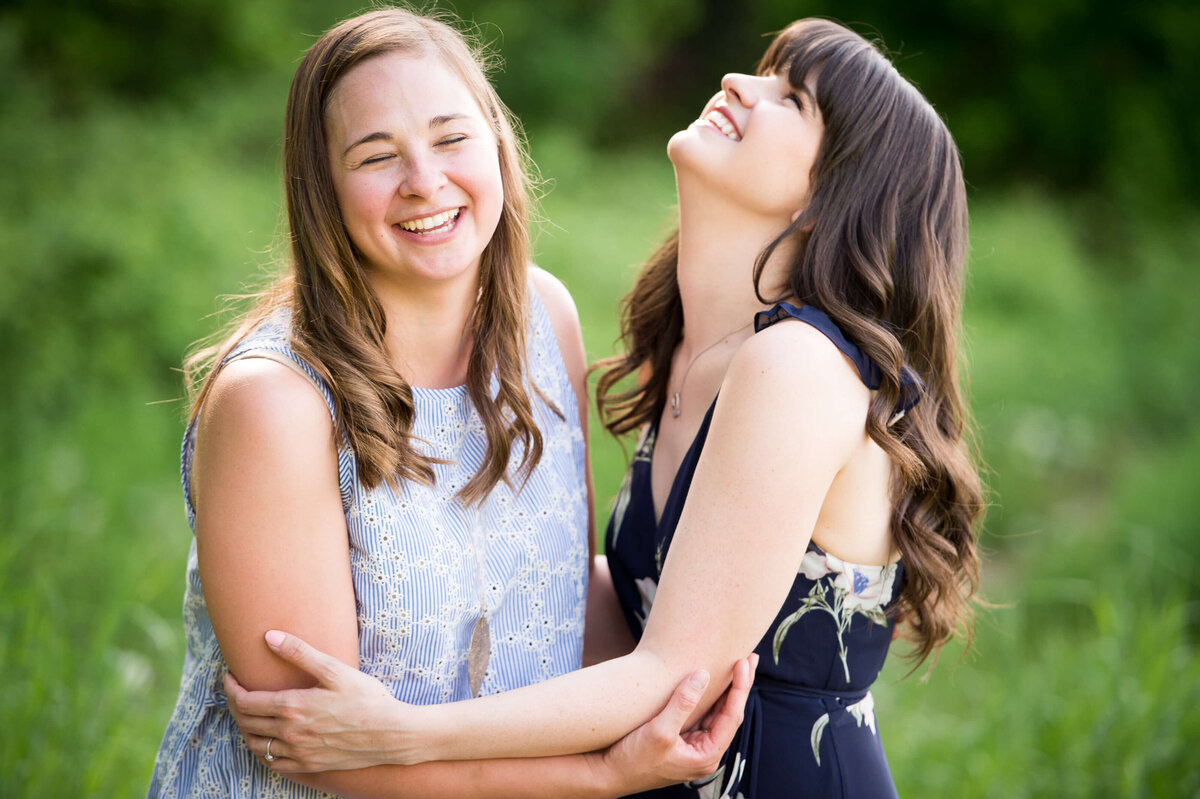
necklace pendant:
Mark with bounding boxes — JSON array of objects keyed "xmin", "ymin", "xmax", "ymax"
[
  {"xmin": 468, "ymin": 615, "xmax": 491, "ymax": 697},
  {"xmin": 670, "ymin": 391, "xmax": 681, "ymax": 418}
]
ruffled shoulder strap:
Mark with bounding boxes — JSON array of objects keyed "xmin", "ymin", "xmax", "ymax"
[{"xmin": 754, "ymin": 302, "xmax": 922, "ymax": 423}]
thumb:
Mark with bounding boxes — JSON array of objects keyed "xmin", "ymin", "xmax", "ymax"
[
  {"xmin": 265, "ymin": 630, "xmax": 343, "ymax": 685},
  {"xmin": 659, "ymin": 670, "xmax": 709, "ymax": 732}
]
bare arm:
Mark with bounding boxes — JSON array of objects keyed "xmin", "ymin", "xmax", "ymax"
[
  {"xmin": 204, "ymin": 352, "xmax": 754, "ymax": 797},
  {"xmin": 227, "ymin": 639, "xmax": 756, "ymax": 797},
  {"xmin": 227, "ymin": 322, "xmax": 869, "ymax": 767},
  {"xmin": 206, "ymin": 279, "xmax": 755, "ymax": 795},
  {"xmin": 297, "ymin": 756, "xmax": 618, "ymax": 799},
  {"xmin": 293, "ymin": 673, "xmax": 723, "ymax": 799},
  {"xmin": 194, "ymin": 357, "xmax": 359, "ymax": 690},
  {"xmin": 199, "ymin": 360, "xmax": 585, "ymax": 795}
]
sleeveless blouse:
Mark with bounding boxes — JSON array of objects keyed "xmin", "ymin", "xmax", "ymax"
[
  {"xmin": 149, "ymin": 290, "xmax": 589, "ymax": 797},
  {"xmin": 607, "ymin": 302, "xmax": 911, "ymax": 799}
]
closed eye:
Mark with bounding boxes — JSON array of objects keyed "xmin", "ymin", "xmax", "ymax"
[
  {"xmin": 362, "ymin": 153, "xmax": 395, "ymax": 165},
  {"xmin": 437, "ymin": 135, "xmax": 469, "ymax": 147},
  {"xmin": 785, "ymin": 93, "xmax": 803, "ymax": 111}
]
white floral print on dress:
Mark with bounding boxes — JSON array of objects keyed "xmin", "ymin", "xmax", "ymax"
[{"xmin": 772, "ymin": 545, "xmax": 899, "ymax": 682}]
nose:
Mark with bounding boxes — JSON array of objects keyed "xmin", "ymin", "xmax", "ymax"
[
  {"xmin": 399, "ymin": 152, "xmax": 446, "ymax": 199},
  {"xmin": 720, "ymin": 73, "xmax": 760, "ymax": 107}
]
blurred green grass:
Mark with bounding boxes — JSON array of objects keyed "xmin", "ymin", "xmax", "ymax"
[{"xmin": 3, "ymin": 44, "xmax": 1199, "ymax": 799}]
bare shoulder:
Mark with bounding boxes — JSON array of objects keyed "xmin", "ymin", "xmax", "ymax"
[
  {"xmin": 729, "ymin": 320, "xmax": 870, "ymax": 400},
  {"xmin": 198, "ymin": 356, "xmax": 335, "ymax": 459},
  {"xmin": 191, "ymin": 355, "xmax": 342, "ymax": 544},
  {"xmin": 529, "ymin": 264, "xmax": 582, "ymax": 332},
  {"xmin": 528, "ymin": 264, "xmax": 587, "ymax": 391},
  {"xmin": 719, "ymin": 319, "xmax": 871, "ymax": 440}
]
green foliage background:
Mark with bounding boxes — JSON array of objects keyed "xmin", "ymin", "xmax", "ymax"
[{"xmin": 2, "ymin": 0, "xmax": 1198, "ymax": 795}]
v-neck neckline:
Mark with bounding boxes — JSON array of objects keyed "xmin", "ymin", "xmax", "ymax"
[{"xmin": 648, "ymin": 395, "xmax": 720, "ymax": 529}]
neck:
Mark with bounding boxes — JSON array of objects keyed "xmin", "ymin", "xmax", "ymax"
[
  {"xmin": 674, "ymin": 177, "xmax": 794, "ymax": 352},
  {"xmin": 369, "ymin": 269, "xmax": 478, "ymax": 389}
]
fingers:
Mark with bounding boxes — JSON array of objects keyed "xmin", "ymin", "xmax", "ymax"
[
  {"xmin": 231, "ymin": 706, "xmax": 286, "ymax": 739},
  {"xmin": 245, "ymin": 734, "xmax": 306, "ymax": 774},
  {"xmin": 224, "ymin": 672, "xmax": 245, "ymax": 709},
  {"xmin": 655, "ymin": 670, "xmax": 710, "ymax": 737},
  {"xmin": 245, "ymin": 732, "xmax": 276, "ymax": 758},
  {"xmin": 223, "ymin": 671, "xmax": 291, "ymax": 720},
  {"xmin": 226, "ymin": 671, "xmax": 245, "ymax": 693},
  {"xmin": 265, "ymin": 630, "xmax": 344, "ymax": 685},
  {"xmin": 740, "ymin": 654, "xmax": 759, "ymax": 689},
  {"xmin": 703, "ymin": 653, "xmax": 756, "ymax": 745}
]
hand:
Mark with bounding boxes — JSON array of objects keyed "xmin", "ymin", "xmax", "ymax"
[
  {"xmin": 225, "ymin": 630, "xmax": 423, "ymax": 772},
  {"xmin": 599, "ymin": 653, "xmax": 757, "ymax": 793}
]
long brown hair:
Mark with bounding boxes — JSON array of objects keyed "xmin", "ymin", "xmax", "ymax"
[
  {"xmin": 596, "ymin": 19, "xmax": 984, "ymax": 665},
  {"xmin": 185, "ymin": 7, "xmax": 544, "ymax": 505}
]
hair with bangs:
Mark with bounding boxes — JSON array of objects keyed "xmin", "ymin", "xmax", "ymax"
[
  {"xmin": 596, "ymin": 18, "xmax": 984, "ymax": 667},
  {"xmin": 185, "ymin": 7, "xmax": 545, "ymax": 505}
]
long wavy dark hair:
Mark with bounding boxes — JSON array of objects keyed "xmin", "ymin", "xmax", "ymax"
[
  {"xmin": 596, "ymin": 19, "xmax": 984, "ymax": 665},
  {"xmin": 185, "ymin": 7, "xmax": 545, "ymax": 505}
]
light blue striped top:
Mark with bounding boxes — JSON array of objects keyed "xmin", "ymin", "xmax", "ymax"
[{"xmin": 148, "ymin": 290, "xmax": 590, "ymax": 797}]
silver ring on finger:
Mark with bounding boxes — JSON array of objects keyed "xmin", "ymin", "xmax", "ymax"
[{"xmin": 265, "ymin": 737, "xmax": 276, "ymax": 763}]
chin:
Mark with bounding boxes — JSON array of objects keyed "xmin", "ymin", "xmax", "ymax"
[
  {"xmin": 666, "ymin": 126, "xmax": 703, "ymax": 168},
  {"xmin": 668, "ymin": 147, "xmax": 727, "ymax": 199}
]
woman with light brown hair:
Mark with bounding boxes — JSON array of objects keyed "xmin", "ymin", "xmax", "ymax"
[
  {"xmin": 224, "ymin": 16, "xmax": 984, "ymax": 799},
  {"xmin": 148, "ymin": 7, "xmax": 752, "ymax": 797}
]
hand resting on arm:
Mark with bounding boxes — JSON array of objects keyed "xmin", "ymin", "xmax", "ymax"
[
  {"xmin": 225, "ymin": 634, "xmax": 757, "ymax": 796},
  {"xmin": 205, "ymin": 355, "xmax": 757, "ymax": 797},
  {"xmin": 226, "ymin": 322, "xmax": 866, "ymax": 772}
]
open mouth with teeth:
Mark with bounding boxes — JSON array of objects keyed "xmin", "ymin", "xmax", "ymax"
[
  {"xmin": 703, "ymin": 108, "xmax": 741, "ymax": 142},
  {"xmin": 396, "ymin": 208, "xmax": 462, "ymax": 235}
]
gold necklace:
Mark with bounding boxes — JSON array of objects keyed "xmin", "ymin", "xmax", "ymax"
[{"xmin": 669, "ymin": 322, "xmax": 753, "ymax": 418}]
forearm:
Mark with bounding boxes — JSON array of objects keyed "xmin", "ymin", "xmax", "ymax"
[
  {"xmin": 297, "ymin": 751, "xmax": 635, "ymax": 799},
  {"xmin": 419, "ymin": 649, "xmax": 681, "ymax": 764}
]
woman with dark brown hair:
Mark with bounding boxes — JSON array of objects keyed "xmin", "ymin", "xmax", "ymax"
[
  {"xmin": 148, "ymin": 7, "xmax": 751, "ymax": 797},
  {"xmin": 226, "ymin": 17, "xmax": 983, "ymax": 798}
]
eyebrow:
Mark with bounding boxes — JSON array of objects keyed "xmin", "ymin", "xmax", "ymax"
[
  {"xmin": 430, "ymin": 113, "xmax": 468, "ymax": 128},
  {"xmin": 342, "ymin": 114, "xmax": 471, "ymax": 157},
  {"xmin": 343, "ymin": 131, "xmax": 391, "ymax": 156}
]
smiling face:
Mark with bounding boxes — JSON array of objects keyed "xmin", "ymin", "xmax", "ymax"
[
  {"xmin": 668, "ymin": 71, "xmax": 824, "ymax": 223},
  {"xmin": 324, "ymin": 51, "xmax": 504, "ymax": 291}
]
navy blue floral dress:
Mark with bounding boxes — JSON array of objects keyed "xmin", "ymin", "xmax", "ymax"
[{"xmin": 606, "ymin": 303, "xmax": 911, "ymax": 799}]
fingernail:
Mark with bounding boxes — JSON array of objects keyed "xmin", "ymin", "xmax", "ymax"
[
  {"xmin": 688, "ymin": 670, "xmax": 710, "ymax": 689},
  {"xmin": 265, "ymin": 630, "xmax": 285, "ymax": 648}
]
